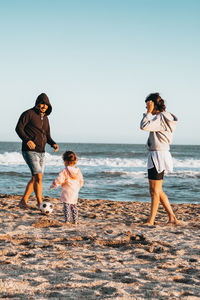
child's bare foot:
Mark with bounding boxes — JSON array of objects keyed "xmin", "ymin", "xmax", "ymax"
[
  {"xmin": 19, "ymin": 199, "xmax": 29, "ymax": 209},
  {"xmin": 73, "ymin": 221, "xmax": 78, "ymax": 225},
  {"xmin": 64, "ymin": 221, "xmax": 70, "ymax": 225}
]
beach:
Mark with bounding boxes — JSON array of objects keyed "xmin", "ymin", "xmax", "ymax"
[{"xmin": 0, "ymin": 194, "xmax": 200, "ymax": 299}]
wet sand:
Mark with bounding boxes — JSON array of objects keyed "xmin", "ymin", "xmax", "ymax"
[{"xmin": 0, "ymin": 194, "xmax": 200, "ymax": 299}]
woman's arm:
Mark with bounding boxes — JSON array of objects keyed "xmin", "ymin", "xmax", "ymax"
[
  {"xmin": 140, "ymin": 113, "xmax": 165, "ymax": 132},
  {"xmin": 140, "ymin": 101, "xmax": 165, "ymax": 132}
]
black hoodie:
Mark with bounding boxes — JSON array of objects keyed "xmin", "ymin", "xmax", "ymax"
[{"xmin": 16, "ymin": 93, "xmax": 56, "ymax": 152}]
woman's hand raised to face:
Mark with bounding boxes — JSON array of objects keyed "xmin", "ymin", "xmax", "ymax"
[{"xmin": 146, "ymin": 100, "xmax": 154, "ymax": 114}]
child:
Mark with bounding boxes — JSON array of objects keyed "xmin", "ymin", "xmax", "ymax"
[{"xmin": 50, "ymin": 151, "xmax": 83, "ymax": 224}]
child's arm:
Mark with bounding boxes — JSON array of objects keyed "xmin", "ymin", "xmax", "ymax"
[
  {"xmin": 50, "ymin": 170, "xmax": 66, "ymax": 189},
  {"xmin": 78, "ymin": 170, "xmax": 84, "ymax": 188}
]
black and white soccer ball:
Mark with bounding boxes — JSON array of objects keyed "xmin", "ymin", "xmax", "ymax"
[{"xmin": 40, "ymin": 201, "xmax": 54, "ymax": 215}]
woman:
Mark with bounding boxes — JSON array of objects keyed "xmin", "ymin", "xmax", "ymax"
[{"xmin": 140, "ymin": 93, "xmax": 178, "ymax": 225}]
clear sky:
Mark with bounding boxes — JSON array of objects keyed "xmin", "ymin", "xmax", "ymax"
[{"xmin": 0, "ymin": 0, "xmax": 199, "ymax": 144}]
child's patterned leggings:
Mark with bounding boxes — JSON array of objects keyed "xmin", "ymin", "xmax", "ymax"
[{"xmin": 63, "ymin": 203, "xmax": 78, "ymax": 223}]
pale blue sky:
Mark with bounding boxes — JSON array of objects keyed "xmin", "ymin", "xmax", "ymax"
[{"xmin": 0, "ymin": 0, "xmax": 199, "ymax": 144}]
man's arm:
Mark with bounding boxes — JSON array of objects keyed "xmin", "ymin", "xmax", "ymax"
[
  {"xmin": 16, "ymin": 111, "xmax": 31, "ymax": 142},
  {"xmin": 16, "ymin": 110, "xmax": 36, "ymax": 150},
  {"xmin": 46, "ymin": 118, "xmax": 59, "ymax": 152}
]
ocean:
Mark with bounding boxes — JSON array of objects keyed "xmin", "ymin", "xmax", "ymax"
[{"xmin": 0, "ymin": 142, "xmax": 199, "ymax": 204}]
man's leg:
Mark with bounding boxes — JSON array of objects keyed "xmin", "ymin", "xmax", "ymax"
[
  {"xmin": 33, "ymin": 173, "xmax": 43, "ymax": 208},
  {"xmin": 20, "ymin": 151, "xmax": 44, "ymax": 209},
  {"xmin": 19, "ymin": 176, "xmax": 35, "ymax": 208}
]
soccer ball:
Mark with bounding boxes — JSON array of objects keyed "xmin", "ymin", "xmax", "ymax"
[{"xmin": 40, "ymin": 201, "xmax": 54, "ymax": 215}]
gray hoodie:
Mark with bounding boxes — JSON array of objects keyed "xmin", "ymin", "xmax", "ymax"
[{"xmin": 140, "ymin": 112, "xmax": 178, "ymax": 151}]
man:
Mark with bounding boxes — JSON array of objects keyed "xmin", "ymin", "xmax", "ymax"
[{"xmin": 16, "ymin": 93, "xmax": 59, "ymax": 209}]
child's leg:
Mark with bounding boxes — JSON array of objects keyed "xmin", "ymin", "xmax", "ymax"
[
  {"xmin": 71, "ymin": 204, "xmax": 78, "ymax": 223},
  {"xmin": 63, "ymin": 203, "xmax": 71, "ymax": 222}
]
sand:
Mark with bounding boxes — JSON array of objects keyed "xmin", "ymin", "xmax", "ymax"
[{"xmin": 0, "ymin": 194, "xmax": 200, "ymax": 299}]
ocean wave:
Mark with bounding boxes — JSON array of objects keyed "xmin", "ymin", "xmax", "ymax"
[
  {"xmin": 0, "ymin": 152, "xmax": 25, "ymax": 165},
  {"xmin": 0, "ymin": 171, "xmax": 28, "ymax": 177},
  {"xmin": 0, "ymin": 152, "xmax": 146, "ymax": 168},
  {"xmin": 1, "ymin": 152, "xmax": 200, "ymax": 170},
  {"xmin": 0, "ymin": 152, "xmax": 63, "ymax": 166},
  {"xmin": 168, "ymin": 170, "xmax": 200, "ymax": 178},
  {"xmin": 103, "ymin": 171, "xmax": 146, "ymax": 178},
  {"xmin": 173, "ymin": 158, "xmax": 200, "ymax": 168},
  {"xmin": 79, "ymin": 157, "xmax": 146, "ymax": 168},
  {"xmin": 103, "ymin": 170, "xmax": 200, "ymax": 179}
]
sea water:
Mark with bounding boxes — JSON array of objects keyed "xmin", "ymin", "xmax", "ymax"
[{"xmin": 0, "ymin": 142, "xmax": 199, "ymax": 203}]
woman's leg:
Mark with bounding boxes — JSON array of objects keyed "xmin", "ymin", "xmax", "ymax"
[
  {"xmin": 145, "ymin": 179, "xmax": 163, "ymax": 225},
  {"xmin": 146, "ymin": 179, "xmax": 178, "ymax": 225},
  {"xmin": 160, "ymin": 190, "xmax": 178, "ymax": 224}
]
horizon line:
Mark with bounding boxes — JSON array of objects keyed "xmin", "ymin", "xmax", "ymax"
[{"xmin": 0, "ymin": 140, "xmax": 199, "ymax": 146}]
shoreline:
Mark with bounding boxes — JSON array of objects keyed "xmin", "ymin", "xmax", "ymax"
[
  {"xmin": 2, "ymin": 193, "xmax": 200, "ymax": 206},
  {"xmin": 0, "ymin": 194, "xmax": 200, "ymax": 299}
]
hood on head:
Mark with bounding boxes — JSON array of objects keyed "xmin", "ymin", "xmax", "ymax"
[
  {"xmin": 34, "ymin": 93, "xmax": 52, "ymax": 115},
  {"xmin": 66, "ymin": 166, "xmax": 79, "ymax": 179}
]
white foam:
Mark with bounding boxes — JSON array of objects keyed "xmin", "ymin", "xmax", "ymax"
[
  {"xmin": 169, "ymin": 170, "xmax": 200, "ymax": 178},
  {"xmin": 104, "ymin": 170, "xmax": 146, "ymax": 178},
  {"xmin": 0, "ymin": 152, "xmax": 25, "ymax": 165},
  {"xmin": 173, "ymin": 158, "xmax": 200, "ymax": 168},
  {"xmin": 45, "ymin": 152, "xmax": 63, "ymax": 166},
  {"xmin": 1, "ymin": 152, "xmax": 200, "ymax": 171},
  {"xmin": 79, "ymin": 157, "xmax": 146, "ymax": 168}
]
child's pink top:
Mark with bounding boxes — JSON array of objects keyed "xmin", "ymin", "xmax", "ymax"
[{"xmin": 51, "ymin": 166, "xmax": 83, "ymax": 204}]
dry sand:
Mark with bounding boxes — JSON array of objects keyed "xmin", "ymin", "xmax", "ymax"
[{"xmin": 0, "ymin": 194, "xmax": 200, "ymax": 299}]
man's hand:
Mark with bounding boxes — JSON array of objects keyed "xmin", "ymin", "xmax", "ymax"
[
  {"xmin": 27, "ymin": 140, "xmax": 36, "ymax": 150},
  {"xmin": 53, "ymin": 144, "xmax": 59, "ymax": 152},
  {"xmin": 146, "ymin": 100, "xmax": 154, "ymax": 114}
]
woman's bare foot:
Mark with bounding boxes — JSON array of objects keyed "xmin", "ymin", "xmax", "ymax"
[
  {"xmin": 143, "ymin": 221, "xmax": 155, "ymax": 226},
  {"xmin": 19, "ymin": 199, "xmax": 29, "ymax": 209},
  {"xmin": 167, "ymin": 216, "xmax": 178, "ymax": 225}
]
